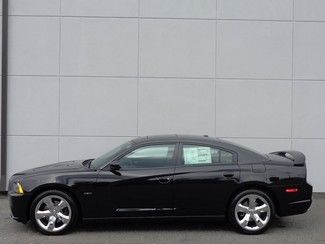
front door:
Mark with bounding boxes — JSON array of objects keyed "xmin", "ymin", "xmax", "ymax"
[
  {"xmin": 97, "ymin": 143, "xmax": 177, "ymax": 218},
  {"xmin": 173, "ymin": 143, "xmax": 240, "ymax": 216}
]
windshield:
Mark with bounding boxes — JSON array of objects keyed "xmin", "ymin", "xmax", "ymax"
[{"xmin": 90, "ymin": 141, "xmax": 132, "ymax": 169}]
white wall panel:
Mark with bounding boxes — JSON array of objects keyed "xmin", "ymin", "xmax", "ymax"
[
  {"xmin": 60, "ymin": 77, "xmax": 137, "ymax": 136},
  {"xmin": 140, "ymin": 0, "xmax": 216, "ymax": 19},
  {"xmin": 138, "ymin": 78, "xmax": 215, "ymax": 136},
  {"xmin": 295, "ymin": 0, "xmax": 325, "ymax": 21},
  {"xmin": 215, "ymin": 80, "xmax": 291, "ymax": 138},
  {"xmin": 294, "ymin": 22, "xmax": 325, "ymax": 79},
  {"xmin": 61, "ymin": 0, "xmax": 138, "ymax": 17},
  {"xmin": 9, "ymin": 0, "xmax": 60, "ymax": 16},
  {"xmin": 139, "ymin": 19, "xmax": 215, "ymax": 78},
  {"xmin": 293, "ymin": 81, "xmax": 325, "ymax": 138},
  {"xmin": 61, "ymin": 17, "xmax": 138, "ymax": 76},
  {"xmin": 217, "ymin": 21, "xmax": 292, "ymax": 79},
  {"xmin": 217, "ymin": 0, "xmax": 292, "ymax": 20},
  {"xmin": 8, "ymin": 17, "xmax": 60, "ymax": 75},
  {"xmin": 8, "ymin": 76, "xmax": 59, "ymax": 135}
]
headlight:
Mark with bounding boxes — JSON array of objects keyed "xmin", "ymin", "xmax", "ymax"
[{"xmin": 13, "ymin": 182, "xmax": 24, "ymax": 194}]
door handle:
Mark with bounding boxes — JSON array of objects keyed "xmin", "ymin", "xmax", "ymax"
[
  {"xmin": 157, "ymin": 177, "xmax": 172, "ymax": 184},
  {"xmin": 223, "ymin": 173, "xmax": 234, "ymax": 178}
]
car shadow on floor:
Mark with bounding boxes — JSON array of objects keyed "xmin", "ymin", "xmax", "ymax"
[
  {"xmin": 69, "ymin": 217, "xmax": 289, "ymax": 233},
  {"xmin": 17, "ymin": 216, "xmax": 291, "ymax": 235}
]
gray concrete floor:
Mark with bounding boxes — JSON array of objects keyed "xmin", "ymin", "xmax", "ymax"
[{"xmin": 0, "ymin": 194, "xmax": 324, "ymax": 244}]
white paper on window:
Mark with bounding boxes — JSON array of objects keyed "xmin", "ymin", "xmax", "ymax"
[{"xmin": 183, "ymin": 146, "xmax": 212, "ymax": 164}]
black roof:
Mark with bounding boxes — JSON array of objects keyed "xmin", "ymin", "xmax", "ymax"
[{"xmin": 131, "ymin": 134, "xmax": 220, "ymax": 144}]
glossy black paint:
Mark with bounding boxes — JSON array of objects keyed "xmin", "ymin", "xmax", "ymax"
[{"xmin": 8, "ymin": 135, "xmax": 312, "ymax": 224}]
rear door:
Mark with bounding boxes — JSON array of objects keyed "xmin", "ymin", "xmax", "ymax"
[{"xmin": 173, "ymin": 143, "xmax": 240, "ymax": 216}]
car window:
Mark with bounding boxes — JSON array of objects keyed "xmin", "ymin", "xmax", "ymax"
[
  {"xmin": 90, "ymin": 141, "xmax": 132, "ymax": 169},
  {"xmin": 182, "ymin": 145, "xmax": 234, "ymax": 165},
  {"xmin": 119, "ymin": 144, "xmax": 175, "ymax": 168}
]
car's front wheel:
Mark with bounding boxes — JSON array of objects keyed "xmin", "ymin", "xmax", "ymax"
[
  {"xmin": 229, "ymin": 189, "xmax": 274, "ymax": 234},
  {"xmin": 30, "ymin": 190, "xmax": 78, "ymax": 235}
]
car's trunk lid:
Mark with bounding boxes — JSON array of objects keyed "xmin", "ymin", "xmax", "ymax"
[
  {"xmin": 268, "ymin": 151, "xmax": 305, "ymax": 167},
  {"xmin": 267, "ymin": 151, "xmax": 307, "ymax": 179}
]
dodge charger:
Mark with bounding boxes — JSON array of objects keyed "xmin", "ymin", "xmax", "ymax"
[{"xmin": 8, "ymin": 135, "xmax": 312, "ymax": 235}]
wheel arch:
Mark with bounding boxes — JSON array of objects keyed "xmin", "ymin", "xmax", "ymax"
[
  {"xmin": 27, "ymin": 183, "xmax": 83, "ymax": 222},
  {"xmin": 226, "ymin": 182, "xmax": 280, "ymax": 217}
]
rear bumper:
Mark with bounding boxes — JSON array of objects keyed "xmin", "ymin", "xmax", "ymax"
[
  {"xmin": 8, "ymin": 192, "xmax": 31, "ymax": 224},
  {"xmin": 286, "ymin": 199, "xmax": 312, "ymax": 215},
  {"xmin": 271, "ymin": 182, "xmax": 313, "ymax": 217}
]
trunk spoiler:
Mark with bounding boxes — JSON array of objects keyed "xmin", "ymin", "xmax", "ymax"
[{"xmin": 269, "ymin": 151, "xmax": 305, "ymax": 167}]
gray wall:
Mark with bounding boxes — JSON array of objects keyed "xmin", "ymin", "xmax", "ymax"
[
  {"xmin": 5, "ymin": 0, "xmax": 325, "ymax": 191},
  {"xmin": 0, "ymin": 0, "xmax": 3, "ymax": 189}
]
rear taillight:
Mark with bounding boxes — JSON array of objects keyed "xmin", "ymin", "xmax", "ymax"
[{"xmin": 285, "ymin": 188, "xmax": 298, "ymax": 193}]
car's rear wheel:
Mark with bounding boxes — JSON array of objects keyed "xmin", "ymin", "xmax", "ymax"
[
  {"xmin": 30, "ymin": 190, "xmax": 78, "ymax": 235},
  {"xmin": 229, "ymin": 189, "xmax": 274, "ymax": 234}
]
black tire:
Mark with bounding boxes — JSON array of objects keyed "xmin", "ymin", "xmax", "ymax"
[
  {"xmin": 30, "ymin": 190, "xmax": 78, "ymax": 235},
  {"xmin": 228, "ymin": 189, "xmax": 274, "ymax": 235}
]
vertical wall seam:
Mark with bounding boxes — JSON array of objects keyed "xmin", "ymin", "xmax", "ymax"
[
  {"xmin": 290, "ymin": 0, "xmax": 295, "ymax": 149},
  {"xmin": 136, "ymin": 0, "xmax": 140, "ymax": 137},
  {"xmin": 0, "ymin": 0, "xmax": 8, "ymax": 191}
]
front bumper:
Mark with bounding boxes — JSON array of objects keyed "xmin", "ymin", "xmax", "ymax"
[
  {"xmin": 8, "ymin": 192, "xmax": 32, "ymax": 224},
  {"xmin": 271, "ymin": 182, "xmax": 313, "ymax": 217}
]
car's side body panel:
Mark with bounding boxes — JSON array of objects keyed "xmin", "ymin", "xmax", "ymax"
[
  {"xmin": 96, "ymin": 167, "xmax": 176, "ymax": 218},
  {"xmin": 173, "ymin": 163, "xmax": 240, "ymax": 216}
]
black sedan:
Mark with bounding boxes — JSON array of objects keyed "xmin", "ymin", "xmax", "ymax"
[{"xmin": 8, "ymin": 135, "xmax": 312, "ymax": 235}]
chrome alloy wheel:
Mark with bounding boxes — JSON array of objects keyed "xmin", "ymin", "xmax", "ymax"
[
  {"xmin": 34, "ymin": 195, "xmax": 71, "ymax": 233},
  {"xmin": 234, "ymin": 194, "xmax": 271, "ymax": 231}
]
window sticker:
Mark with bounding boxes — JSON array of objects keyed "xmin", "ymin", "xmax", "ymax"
[{"xmin": 183, "ymin": 146, "xmax": 212, "ymax": 164}]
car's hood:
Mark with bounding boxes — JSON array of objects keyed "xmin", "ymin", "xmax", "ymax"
[{"xmin": 14, "ymin": 160, "xmax": 87, "ymax": 176}]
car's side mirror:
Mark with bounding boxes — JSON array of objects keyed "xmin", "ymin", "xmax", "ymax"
[{"xmin": 109, "ymin": 162, "xmax": 121, "ymax": 171}]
